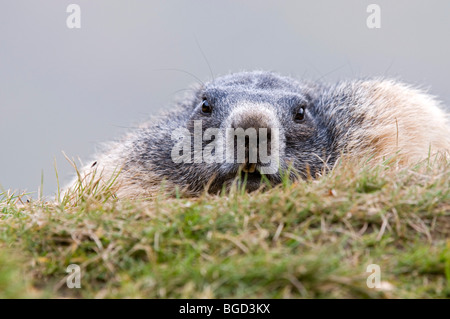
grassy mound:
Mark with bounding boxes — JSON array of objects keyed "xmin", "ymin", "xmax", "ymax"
[{"xmin": 1, "ymin": 157, "xmax": 449, "ymax": 298}]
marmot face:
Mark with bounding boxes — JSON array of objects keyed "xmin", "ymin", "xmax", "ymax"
[{"xmin": 174, "ymin": 72, "xmax": 332, "ymax": 193}]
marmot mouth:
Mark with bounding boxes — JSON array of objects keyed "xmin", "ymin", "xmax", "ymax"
[
  {"xmin": 240, "ymin": 169, "xmax": 263, "ymax": 192},
  {"xmin": 239, "ymin": 162, "xmax": 262, "ymax": 182},
  {"xmin": 241, "ymin": 170, "xmax": 262, "ymax": 181},
  {"xmin": 207, "ymin": 164, "xmax": 278, "ymax": 194},
  {"xmin": 241, "ymin": 162, "xmax": 257, "ymax": 173}
]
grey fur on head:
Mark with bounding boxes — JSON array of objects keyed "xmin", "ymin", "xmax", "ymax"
[{"xmin": 69, "ymin": 71, "xmax": 450, "ymax": 198}]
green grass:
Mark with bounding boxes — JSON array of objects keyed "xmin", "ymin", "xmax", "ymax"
[{"xmin": 0, "ymin": 156, "xmax": 449, "ymax": 298}]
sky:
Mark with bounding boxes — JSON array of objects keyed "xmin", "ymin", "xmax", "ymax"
[{"xmin": 1, "ymin": 0, "xmax": 449, "ymax": 197}]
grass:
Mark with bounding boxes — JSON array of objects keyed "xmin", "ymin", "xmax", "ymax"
[{"xmin": 0, "ymin": 155, "xmax": 449, "ymax": 298}]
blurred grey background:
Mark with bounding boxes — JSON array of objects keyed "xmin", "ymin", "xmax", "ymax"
[{"xmin": 1, "ymin": 0, "xmax": 449, "ymax": 197}]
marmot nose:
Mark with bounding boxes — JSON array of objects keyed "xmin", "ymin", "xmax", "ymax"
[
  {"xmin": 231, "ymin": 115, "xmax": 272, "ymax": 173},
  {"xmin": 231, "ymin": 114, "xmax": 271, "ymax": 132}
]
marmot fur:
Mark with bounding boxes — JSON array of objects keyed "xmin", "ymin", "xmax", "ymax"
[{"xmin": 68, "ymin": 71, "xmax": 450, "ymax": 198}]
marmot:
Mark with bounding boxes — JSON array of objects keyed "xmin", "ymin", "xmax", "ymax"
[{"xmin": 68, "ymin": 71, "xmax": 450, "ymax": 198}]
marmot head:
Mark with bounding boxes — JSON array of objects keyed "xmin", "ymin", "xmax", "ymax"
[
  {"xmin": 76, "ymin": 71, "xmax": 450, "ymax": 198},
  {"xmin": 168, "ymin": 71, "xmax": 332, "ymax": 194}
]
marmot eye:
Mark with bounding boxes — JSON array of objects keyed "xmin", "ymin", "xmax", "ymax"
[
  {"xmin": 294, "ymin": 106, "xmax": 305, "ymax": 122},
  {"xmin": 201, "ymin": 98, "xmax": 212, "ymax": 114}
]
